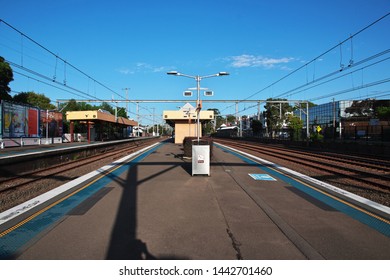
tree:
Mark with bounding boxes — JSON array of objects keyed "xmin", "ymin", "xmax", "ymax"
[
  {"xmin": 98, "ymin": 102, "xmax": 114, "ymax": 114},
  {"xmin": 208, "ymin": 108, "xmax": 220, "ymax": 116},
  {"xmin": 264, "ymin": 98, "xmax": 292, "ymax": 132},
  {"xmin": 226, "ymin": 114, "xmax": 236, "ymax": 125},
  {"xmin": 0, "ymin": 56, "xmax": 13, "ymax": 101},
  {"xmin": 292, "ymin": 101, "xmax": 316, "ymax": 111},
  {"xmin": 345, "ymin": 99, "xmax": 375, "ymax": 118},
  {"xmin": 205, "ymin": 108, "xmax": 222, "ymax": 132},
  {"xmin": 13, "ymin": 91, "xmax": 56, "ymax": 110},
  {"xmin": 287, "ymin": 114, "xmax": 303, "ymax": 141},
  {"xmin": 377, "ymin": 106, "xmax": 390, "ymax": 121},
  {"xmin": 116, "ymin": 106, "xmax": 127, "ymax": 118},
  {"xmin": 251, "ymin": 119, "xmax": 262, "ymax": 136},
  {"xmin": 373, "ymin": 100, "xmax": 390, "ymax": 121},
  {"xmin": 58, "ymin": 99, "xmax": 80, "ymax": 113}
]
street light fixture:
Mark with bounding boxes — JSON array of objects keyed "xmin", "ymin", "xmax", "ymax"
[{"xmin": 167, "ymin": 71, "xmax": 229, "ymax": 142}]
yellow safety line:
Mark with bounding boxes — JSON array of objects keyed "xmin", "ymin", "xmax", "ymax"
[
  {"xmin": 0, "ymin": 159, "xmax": 127, "ymax": 238},
  {"xmin": 280, "ymin": 170, "xmax": 390, "ymax": 225},
  {"xmin": 223, "ymin": 144, "xmax": 390, "ymax": 225}
]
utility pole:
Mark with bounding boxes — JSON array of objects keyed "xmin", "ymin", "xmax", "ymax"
[
  {"xmin": 332, "ymin": 98, "xmax": 336, "ymax": 140},
  {"xmin": 136, "ymin": 102, "xmax": 139, "ymax": 137},
  {"xmin": 122, "ymin": 88, "xmax": 130, "ymax": 118},
  {"xmin": 152, "ymin": 107, "xmax": 155, "ymax": 136}
]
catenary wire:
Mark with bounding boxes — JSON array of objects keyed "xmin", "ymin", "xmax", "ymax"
[{"xmin": 220, "ymin": 12, "xmax": 390, "ymax": 114}]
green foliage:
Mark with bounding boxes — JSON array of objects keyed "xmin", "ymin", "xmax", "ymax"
[
  {"xmin": 310, "ymin": 132, "xmax": 324, "ymax": 142},
  {"xmin": 100, "ymin": 102, "xmax": 115, "ymax": 114},
  {"xmin": 307, "ymin": 101, "xmax": 317, "ymax": 108},
  {"xmin": 264, "ymin": 98, "xmax": 292, "ymax": 131},
  {"xmin": 376, "ymin": 106, "xmax": 390, "ymax": 120},
  {"xmin": 203, "ymin": 121, "xmax": 214, "ymax": 135},
  {"xmin": 207, "ymin": 108, "xmax": 220, "ymax": 116},
  {"xmin": 287, "ymin": 115, "xmax": 303, "ymax": 141},
  {"xmin": 251, "ymin": 119, "xmax": 262, "ymax": 134},
  {"xmin": 13, "ymin": 91, "xmax": 56, "ymax": 110},
  {"xmin": 59, "ymin": 99, "xmax": 126, "ymax": 116},
  {"xmin": 226, "ymin": 114, "xmax": 236, "ymax": 125},
  {"xmin": 0, "ymin": 56, "xmax": 14, "ymax": 101},
  {"xmin": 117, "ymin": 107, "xmax": 127, "ymax": 118}
]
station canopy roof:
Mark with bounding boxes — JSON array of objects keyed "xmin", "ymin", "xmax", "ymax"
[
  {"xmin": 66, "ymin": 110, "xmax": 137, "ymax": 126},
  {"xmin": 163, "ymin": 103, "xmax": 214, "ymax": 120}
]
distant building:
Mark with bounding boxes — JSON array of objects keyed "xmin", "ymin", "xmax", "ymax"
[
  {"xmin": 163, "ymin": 103, "xmax": 214, "ymax": 144},
  {"xmin": 294, "ymin": 99, "xmax": 390, "ymax": 141}
]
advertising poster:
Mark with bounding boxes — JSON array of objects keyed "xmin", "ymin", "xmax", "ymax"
[
  {"xmin": 40, "ymin": 110, "xmax": 63, "ymax": 137},
  {"xmin": 3, "ymin": 102, "xmax": 26, "ymax": 138},
  {"xmin": 0, "ymin": 102, "xmax": 2, "ymax": 138},
  {"xmin": 28, "ymin": 108, "xmax": 39, "ymax": 137}
]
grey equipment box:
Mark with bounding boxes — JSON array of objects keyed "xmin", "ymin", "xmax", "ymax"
[{"xmin": 192, "ymin": 141, "xmax": 210, "ymax": 176}]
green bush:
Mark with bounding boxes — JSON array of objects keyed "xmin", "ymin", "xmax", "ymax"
[
  {"xmin": 183, "ymin": 137, "xmax": 213, "ymax": 158},
  {"xmin": 310, "ymin": 133, "xmax": 324, "ymax": 142}
]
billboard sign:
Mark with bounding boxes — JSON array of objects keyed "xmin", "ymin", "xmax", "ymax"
[
  {"xmin": 1, "ymin": 101, "xmax": 41, "ymax": 138},
  {"xmin": 2, "ymin": 102, "xmax": 27, "ymax": 137},
  {"xmin": 28, "ymin": 108, "xmax": 39, "ymax": 136},
  {"xmin": 40, "ymin": 110, "xmax": 63, "ymax": 137},
  {"xmin": 0, "ymin": 101, "xmax": 2, "ymax": 138}
]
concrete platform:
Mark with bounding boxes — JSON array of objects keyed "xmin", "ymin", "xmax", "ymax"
[
  {"xmin": 0, "ymin": 137, "xmax": 157, "ymax": 177},
  {"xmin": 1, "ymin": 141, "xmax": 389, "ymax": 260}
]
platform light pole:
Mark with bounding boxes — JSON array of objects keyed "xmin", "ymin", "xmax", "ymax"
[{"xmin": 167, "ymin": 71, "xmax": 229, "ymax": 142}]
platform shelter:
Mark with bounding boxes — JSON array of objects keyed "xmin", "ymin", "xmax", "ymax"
[
  {"xmin": 163, "ymin": 103, "xmax": 214, "ymax": 144},
  {"xmin": 66, "ymin": 110, "xmax": 138, "ymax": 143}
]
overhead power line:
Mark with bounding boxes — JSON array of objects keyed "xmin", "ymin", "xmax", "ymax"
[
  {"xmin": 0, "ymin": 19, "xmax": 127, "ymax": 101},
  {"xmin": 309, "ymin": 77, "xmax": 390, "ymax": 102},
  {"xmin": 220, "ymin": 12, "xmax": 390, "ymax": 114},
  {"xmin": 0, "ymin": 18, "xmax": 157, "ymax": 117}
]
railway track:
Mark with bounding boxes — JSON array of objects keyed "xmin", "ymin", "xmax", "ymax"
[
  {"xmin": 214, "ymin": 138, "xmax": 390, "ymax": 206},
  {"xmin": 0, "ymin": 137, "xmax": 163, "ymax": 212}
]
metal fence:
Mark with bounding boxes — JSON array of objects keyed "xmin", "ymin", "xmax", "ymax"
[
  {"xmin": 241, "ymin": 125, "xmax": 390, "ymax": 142},
  {"xmin": 342, "ymin": 125, "xmax": 390, "ymax": 142}
]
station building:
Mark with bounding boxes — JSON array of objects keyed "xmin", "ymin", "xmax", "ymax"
[
  {"xmin": 66, "ymin": 109, "xmax": 138, "ymax": 142},
  {"xmin": 163, "ymin": 103, "xmax": 214, "ymax": 144}
]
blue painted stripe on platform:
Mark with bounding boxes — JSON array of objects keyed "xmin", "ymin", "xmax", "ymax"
[
  {"xmin": 0, "ymin": 143, "xmax": 163, "ymax": 259},
  {"xmin": 215, "ymin": 143, "xmax": 390, "ymax": 238},
  {"xmin": 249, "ymin": 173, "xmax": 277, "ymax": 181}
]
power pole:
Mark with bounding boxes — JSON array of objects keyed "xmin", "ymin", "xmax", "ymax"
[
  {"xmin": 122, "ymin": 88, "xmax": 130, "ymax": 118},
  {"xmin": 136, "ymin": 102, "xmax": 139, "ymax": 137}
]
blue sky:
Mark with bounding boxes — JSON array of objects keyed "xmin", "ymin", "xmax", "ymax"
[{"xmin": 1, "ymin": 0, "xmax": 389, "ymax": 125}]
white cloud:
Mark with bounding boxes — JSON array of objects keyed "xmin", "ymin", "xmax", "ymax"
[
  {"xmin": 229, "ymin": 54, "xmax": 294, "ymax": 69},
  {"xmin": 118, "ymin": 62, "xmax": 172, "ymax": 75},
  {"xmin": 135, "ymin": 62, "xmax": 170, "ymax": 73},
  {"xmin": 117, "ymin": 68, "xmax": 132, "ymax": 75}
]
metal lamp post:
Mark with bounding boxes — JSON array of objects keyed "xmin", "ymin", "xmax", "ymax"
[{"xmin": 167, "ymin": 71, "xmax": 229, "ymax": 143}]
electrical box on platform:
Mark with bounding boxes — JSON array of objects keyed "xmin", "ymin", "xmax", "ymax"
[{"xmin": 192, "ymin": 140, "xmax": 210, "ymax": 176}]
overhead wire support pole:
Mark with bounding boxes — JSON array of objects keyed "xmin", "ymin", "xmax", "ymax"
[
  {"xmin": 122, "ymin": 88, "xmax": 130, "ymax": 117},
  {"xmin": 306, "ymin": 102, "xmax": 310, "ymax": 144},
  {"xmin": 167, "ymin": 71, "xmax": 229, "ymax": 143},
  {"xmin": 136, "ymin": 102, "xmax": 139, "ymax": 137}
]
